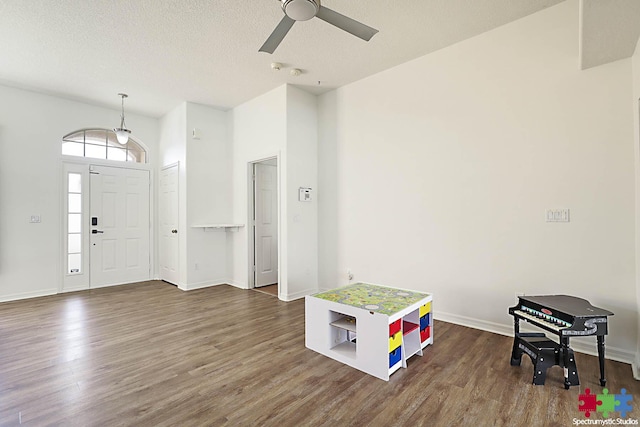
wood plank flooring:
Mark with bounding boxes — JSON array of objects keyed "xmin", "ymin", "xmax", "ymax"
[{"xmin": 0, "ymin": 281, "xmax": 638, "ymax": 426}]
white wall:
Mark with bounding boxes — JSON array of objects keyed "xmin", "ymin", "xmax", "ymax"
[
  {"xmin": 231, "ymin": 85, "xmax": 287, "ymax": 291},
  {"xmin": 158, "ymin": 102, "xmax": 231, "ymax": 289},
  {"xmin": 230, "ymin": 84, "xmax": 318, "ymax": 300},
  {"xmin": 185, "ymin": 102, "xmax": 231, "ymax": 288},
  {"xmin": 159, "ymin": 103, "xmax": 188, "ymax": 286},
  {"xmin": 0, "ymin": 84, "xmax": 159, "ymax": 301},
  {"xmin": 632, "ymin": 35, "xmax": 640, "ymax": 377},
  {"xmin": 285, "ymin": 86, "xmax": 319, "ymax": 299},
  {"xmin": 318, "ymin": 0, "xmax": 638, "ymax": 362}
]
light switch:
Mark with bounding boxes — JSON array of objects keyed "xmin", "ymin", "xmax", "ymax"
[
  {"xmin": 30, "ymin": 215, "xmax": 41, "ymax": 223},
  {"xmin": 299, "ymin": 187, "xmax": 312, "ymax": 202}
]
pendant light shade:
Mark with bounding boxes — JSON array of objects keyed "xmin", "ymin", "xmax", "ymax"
[{"xmin": 114, "ymin": 93, "xmax": 131, "ymax": 144}]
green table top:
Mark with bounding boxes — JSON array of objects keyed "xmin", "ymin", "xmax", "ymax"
[{"xmin": 312, "ymin": 283, "xmax": 430, "ymax": 315}]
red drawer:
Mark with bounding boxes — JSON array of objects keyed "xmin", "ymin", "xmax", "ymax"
[
  {"xmin": 389, "ymin": 319, "xmax": 401, "ymax": 336},
  {"xmin": 420, "ymin": 326, "xmax": 431, "ymax": 342}
]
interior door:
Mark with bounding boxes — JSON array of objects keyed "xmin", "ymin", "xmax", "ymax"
[
  {"xmin": 159, "ymin": 164, "xmax": 179, "ymax": 285},
  {"xmin": 90, "ymin": 165, "xmax": 150, "ymax": 287},
  {"xmin": 254, "ymin": 162, "xmax": 278, "ymax": 287}
]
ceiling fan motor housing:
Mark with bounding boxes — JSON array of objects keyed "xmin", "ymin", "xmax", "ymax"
[{"xmin": 282, "ymin": 0, "xmax": 319, "ymax": 21}]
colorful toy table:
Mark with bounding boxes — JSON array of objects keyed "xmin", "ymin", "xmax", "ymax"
[{"xmin": 305, "ymin": 283, "xmax": 433, "ymax": 381}]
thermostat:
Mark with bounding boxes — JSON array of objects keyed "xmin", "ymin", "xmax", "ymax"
[{"xmin": 299, "ymin": 187, "xmax": 312, "ymax": 202}]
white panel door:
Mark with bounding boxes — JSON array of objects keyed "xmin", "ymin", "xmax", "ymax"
[
  {"xmin": 159, "ymin": 164, "xmax": 179, "ymax": 285},
  {"xmin": 254, "ymin": 163, "xmax": 278, "ymax": 287},
  {"xmin": 90, "ymin": 165, "xmax": 150, "ymax": 287}
]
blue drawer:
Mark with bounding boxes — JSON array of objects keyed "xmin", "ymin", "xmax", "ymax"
[
  {"xmin": 389, "ymin": 346, "xmax": 402, "ymax": 368},
  {"xmin": 420, "ymin": 313, "xmax": 431, "ymax": 330}
]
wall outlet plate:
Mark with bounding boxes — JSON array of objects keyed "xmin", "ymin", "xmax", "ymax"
[{"xmin": 546, "ymin": 209, "xmax": 569, "ymax": 222}]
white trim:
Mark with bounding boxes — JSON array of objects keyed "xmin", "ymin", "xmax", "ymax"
[
  {"xmin": 159, "ymin": 162, "xmax": 180, "ymax": 285},
  {"xmin": 178, "ymin": 280, "xmax": 228, "ymax": 291},
  {"xmin": 227, "ymin": 280, "xmax": 248, "ymax": 290},
  {"xmin": 280, "ymin": 287, "xmax": 316, "ymax": 301},
  {"xmin": 435, "ymin": 310, "xmax": 636, "ymax": 365},
  {"xmin": 61, "ymin": 162, "xmax": 91, "ymax": 292},
  {"xmin": 62, "ymin": 128, "xmax": 151, "ymax": 164},
  {"xmin": 247, "ymin": 154, "xmax": 281, "ymax": 294},
  {"xmin": 0, "ymin": 288, "xmax": 58, "ymax": 303}
]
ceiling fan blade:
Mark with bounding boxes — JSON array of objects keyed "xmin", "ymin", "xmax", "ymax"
[
  {"xmin": 315, "ymin": 6, "xmax": 378, "ymax": 42},
  {"xmin": 259, "ymin": 15, "xmax": 296, "ymax": 54}
]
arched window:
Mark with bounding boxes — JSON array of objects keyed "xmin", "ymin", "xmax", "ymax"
[{"xmin": 62, "ymin": 129, "xmax": 146, "ymax": 163}]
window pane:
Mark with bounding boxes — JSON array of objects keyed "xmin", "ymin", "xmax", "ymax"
[
  {"xmin": 63, "ymin": 131, "xmax": 85, "ymax": 143},
  {"xmin": 62, "ymin": 129, "xmax": 146, "ymax": 163},
  {"xmin": 126, "ymin": 143, "xmax": 146, "ymax": 163},
  {"xmin": 107, "ymin": 146, "xmax": 127, "ymax": 161},
  {"xmin": 68, "ymin": 173, "xmax": 81, "ymax": 193},
  {"xmin": 84, "ymin": 129, "xmax": 108, "ymax": 145},
  {"xmin": 68, "ymin": 213, "xmax": 82, "ymax": 233},
  {"xmin": 62, "ymin": 141, "xmax": 84, "ymax": 157},
  {"xmin": 68, "ymin": 233, "xmax": 81, "ymax": 254},
  {"xmin": 68, "ymin": 194, "xmax": 81, "ymax": 213},
  {"xmin": 85, "ymin": 143, "xmax": 107, "ymax": 159},
  {"xmin": 68, "ymin": 253, "xmax": 81, "ymax": 274}
]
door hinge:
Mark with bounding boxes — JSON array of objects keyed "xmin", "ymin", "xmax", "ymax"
[{"xmin": 253, "ymin": 265, "xmax": 256, "ymax": 272}]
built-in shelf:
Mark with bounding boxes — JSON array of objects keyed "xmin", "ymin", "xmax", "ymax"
[
  {"xmin": 191, "ymin": 224, "xmax": 244, "ymax": 232},
  {"xmin": 330, "ymin": 316, "xmax": 357, "ymax": 332}
]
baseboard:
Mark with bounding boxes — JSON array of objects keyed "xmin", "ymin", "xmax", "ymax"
[
  {"xmin": 281, "ymin": 287, "xmax": 317, "ymax": 302},
  {"xmin": 633, "ymin": 354, "xmax": 640, "ymax": 380},
  {"xmin": 91, "ymin": 281, "xmax": 144, "ymax": 289},
  {"xmin": 435, "ymin": 310, "xmax": 636, "ymax": 366},
  {"xmin": 227, "ymin": 280, "xmax": 248, "ymax": 290},
  {"xmin": 178, "ymin": 280, "xmax": 228, "ymax": 291},
  {"xmin": 0, "ymin": 288, "xmax": 58, "ymax": 303}
]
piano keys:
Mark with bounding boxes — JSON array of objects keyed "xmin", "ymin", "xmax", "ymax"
[{"xmin": 509, "ymin": 295, "xmax": 613, "ymax": 389}]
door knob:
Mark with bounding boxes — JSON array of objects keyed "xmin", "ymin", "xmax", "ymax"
[
  {"xmin": 92, "ymin": 230, "xmax": 104, "ymax": 234},
  {"xmin": 171, "ymin": 229, "xmax": 178, "ymax": 234}
]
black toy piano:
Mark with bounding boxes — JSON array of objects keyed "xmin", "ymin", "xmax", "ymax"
[{"xmin": 509, "ymin": 295, "xmax": 613, "ymax": 389}]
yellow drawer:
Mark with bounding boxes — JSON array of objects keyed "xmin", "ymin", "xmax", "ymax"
[
  {"xmin": 419, "ymin": 301, "xmax": 432, "ymax": 317},
  {"xmin": 389, "ymin": 331, "xmax": 402, "ymax": 351}
]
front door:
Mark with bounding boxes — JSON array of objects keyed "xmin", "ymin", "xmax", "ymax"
[
  {"xmin": 254, "ymin": 162, "xmax": 278, "ymax": 287},
  {"xmin": 90, "ymin": 165, "xmax": 150, "ymax": 287}
]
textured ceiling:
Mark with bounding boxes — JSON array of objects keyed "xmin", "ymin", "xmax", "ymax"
[
  {"xmin": 580, "ymin": 0, "xmax": 640, "ymax": 70},
  {"xmin": 0, "ymin": 0, "xmax": 623, "ymax": 118}
]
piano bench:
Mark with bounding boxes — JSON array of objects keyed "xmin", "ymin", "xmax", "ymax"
[{"xmin": 513, "ymin": 334, "xmax": 561, "ymax": 386}]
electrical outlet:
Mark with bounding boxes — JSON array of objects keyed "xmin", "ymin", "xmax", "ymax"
[
  {"xmin": 347, "ymin": 270, "xmax": 353, "ymax": 281},
  {"xmin": 546, "ymin": 209, "xmax": 570, "ymax": 222}
]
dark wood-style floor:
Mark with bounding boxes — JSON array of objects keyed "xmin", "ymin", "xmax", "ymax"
[{"xmin": 0, "ymin": 281, "xmax": 637, "ymax": 426}]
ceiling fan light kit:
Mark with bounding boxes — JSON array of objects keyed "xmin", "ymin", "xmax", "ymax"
[
  {"xmin": 259, "ymin": 0, "xmax": 378, "ymax": 54},
  {"xmin": 282, "ymin": 0, "xmax": 319, "ymax": 21}
]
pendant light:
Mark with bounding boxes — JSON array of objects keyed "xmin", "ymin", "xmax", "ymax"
[{"xmin": 114, "ymin": 93, "xmax": 131, "ymax": 144}]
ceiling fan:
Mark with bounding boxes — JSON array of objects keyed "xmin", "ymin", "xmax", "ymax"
[{"xmin": 259, "ymin": 0, "xmax": 378, "ymax": 54}]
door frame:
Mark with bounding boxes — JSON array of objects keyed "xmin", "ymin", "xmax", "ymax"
[
  {"xmin": 60, "ymin": 158, "xmax": 154, "ymax": 292},
  {"xmin": 159, "ymin": 162, "xmax": 180, "ymax": 286},
  {"xmin": 247, "ymin": 154, "xmax": 281, "ymax": 295}
]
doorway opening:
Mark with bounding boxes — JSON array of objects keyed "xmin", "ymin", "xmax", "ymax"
[{"xmin": 248, "ymin": 157, "xmax": 280, "ymax": 296}]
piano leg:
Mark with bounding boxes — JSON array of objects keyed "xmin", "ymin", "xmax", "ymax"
[
  {"xmin": 561, "ymin": 337, "xmax": 572, "ymax": 389},
  {"xmin": 597, "ymin": 335, "xmax": 606, "ymax": 387},
  {"xmin": 510, "ymin": 317, "xmax": 522, "ymax": 366}
]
